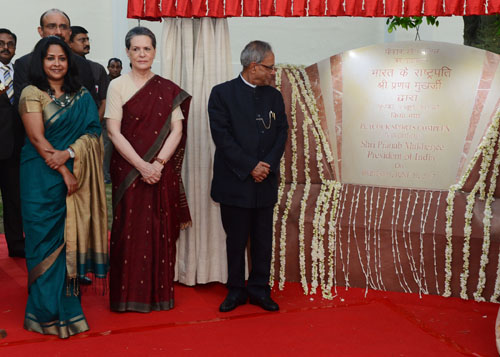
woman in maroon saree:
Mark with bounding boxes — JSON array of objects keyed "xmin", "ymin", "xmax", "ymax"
[{"xmin": 105, "ymin": 27, "xmax": 191, "ymax": 312}]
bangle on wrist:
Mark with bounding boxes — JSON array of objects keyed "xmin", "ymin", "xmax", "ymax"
[
  {"xmin": 67, "ymin": 147, "xmax": 75, "ymax": 159},
  {"xmin": 154, "ymin": 157, "xmax": 166, "ymax": 165}
]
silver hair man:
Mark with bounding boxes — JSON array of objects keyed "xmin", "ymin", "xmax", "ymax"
[{"xmin": 240, "ymin": 40, "xmax": 273, "ymax": 68}]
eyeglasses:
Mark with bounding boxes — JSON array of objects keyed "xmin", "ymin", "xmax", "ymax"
[
  {"xmin": 256, "ymin": 63, "xmax": 276, "ymax": 71},
  {"xmin": 43, "ymin": 24, "xmax": 70, "ymax": 31},
  {"xmin": 75, "ymin": 37, "xmax": 90, "ymax": 44},
  {"xmin": 0, "ymin": 41, "xmax": 15, "ymax": 49}
]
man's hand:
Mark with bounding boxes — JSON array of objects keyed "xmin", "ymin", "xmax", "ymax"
[{"xmin": 251, "ymin": 161, "xmax": 270, "ymax": 183}]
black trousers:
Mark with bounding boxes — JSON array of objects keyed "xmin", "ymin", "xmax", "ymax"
[
  {"xmin": 220, "ymin": 204, "xmax": 273, "ymax": 298},
  {"xmin": 0, "ymin": 155, "xmax": 24, "ymax": 255}
]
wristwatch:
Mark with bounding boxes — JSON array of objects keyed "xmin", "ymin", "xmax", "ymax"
[{"xmin": 67, "ymin": 147, "xmax": 75, "ymax": 159}]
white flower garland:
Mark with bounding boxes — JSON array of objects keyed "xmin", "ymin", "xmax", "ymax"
[
  {"xmin": 392, "ymin": 189, "xmax": 411, "ymax": 293},
  {"xmin": 325, "ymin": 181, "xmax": 342, "ymax": 299},
  {"xmin": 318, "ymin": 181, "xmax": 335, "ymax": 298},
  {"xmin": 270, "ymin": 154, "xmax": 286, "ymax": 289},
  {"xmin": 375, "ymin": 188, "xmax": 389, "ymax": 291},
  {"xmin": 271, "ymin": 65, "xmax": 342, "ymax": 298},
  {"xmin": 474, "ymin": 139, "xmax": 500, "ymax": 301},
  {"xmin": 273, "ymin": 63, "xmax": 500, "ymax": 303},
  {"xmin": 277, "ymin": 68, "xmax": 299, "ymax": 290},
  {"xmin": 363, "ymin": 187, "xmax": 376, "ymax": 289},
  {"xmin": 443, "ymin": 184, "xmax": 459, "ymax": 297},
  {"xmin": 293, "ymin": 67, "xmax": 331, "ymax": 294},
  {"xmin": 270, "ymin": 67, "xmax": 285, "ymax": 288},
  {"xmin": 431, "ymin": 191, "xmax": 443, "ymax": 294},
  {"xmin": 443, "ymin": 110, "xmax": 500, "ymax": 300},
  {"xmin": 460, "ymin": 185, "xmax": 481, "ymax": 298},
  {"xmin": 406, "ymin": 191, "xmax": 426, "ymax": 294},
  {"xmin": 272, "ymin": 68, "xmax": 290, "ymax": 288},
  {"xmin": 337, "ymin": 185, "xmax": 350, "ymax": 287},
  {"xmin": 289, "ymin": 66, "xmax": 341, "ymax": 297},
  {"xmin": 419, "ymin": 191, "xmax": 433, "ymax": 295},
  {"xmin": 486, "ymin": 114, "xmax": 500, "ymax": 302},
  {"xmin": 310, "ymin": 181, "xmax": 327, "ymax": 294},
  {"xmin": 460, "ymin": 123, "xmax": 498, "ymax": 298},
  {"xmin": 287, "ymin": 67, "xmax": 312, "ymax": 294},
  {"xmin": 297, "ymin": 68, "xmax": 335, "ymax": 164}
]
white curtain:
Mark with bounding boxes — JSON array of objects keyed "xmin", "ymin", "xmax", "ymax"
[{"xmin": 161, "ymin": 18, "xmax": 233, "ymax": 285}]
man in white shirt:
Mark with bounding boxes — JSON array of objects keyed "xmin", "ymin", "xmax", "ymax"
[{"xmin": 0, "ymin": 28, "xmax": 24, "ymax": 258}]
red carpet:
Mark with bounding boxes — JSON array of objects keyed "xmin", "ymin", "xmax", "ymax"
[{"xmin": 1, "ymin": 235, "xmax": 498, "ymax": 356}]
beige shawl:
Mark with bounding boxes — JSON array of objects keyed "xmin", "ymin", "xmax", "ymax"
[{"xmin": 64, "ymin": 134, "xmax": 108, "ymax": 280}]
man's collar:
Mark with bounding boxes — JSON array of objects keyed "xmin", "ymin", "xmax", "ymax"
[
  {"xmin": 0, "ymin": 62, "xmax": 13, "ymax": 70},
  {"xmin": 239, "ymin": 73, "xmax": 256, "ymax": 88}
]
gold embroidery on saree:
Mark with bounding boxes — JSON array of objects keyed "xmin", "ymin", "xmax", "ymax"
[
  {"xmin": 24, "ymin": 314, "xmax": 89, "ymax": 339},
  {"xmin": 27, "ymin": 243, "xmax": 65, "ymax": 288}
]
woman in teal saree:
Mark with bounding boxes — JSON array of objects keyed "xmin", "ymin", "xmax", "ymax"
[{"xmin": 19, "ymin": 36, "xmax": 108, "ymax": 338}]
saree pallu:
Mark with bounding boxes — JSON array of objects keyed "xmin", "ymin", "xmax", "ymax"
[
  {"xmin": 20, "ymin": 87, "xmax": 105, "ymax": 338},
  {"xmin": 109, "ymin": 76, "xmax": 191, "ymax": 312}
]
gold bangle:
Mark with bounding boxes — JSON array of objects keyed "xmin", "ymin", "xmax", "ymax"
[{"xmin": 154, "ymin": 157, "xmax": 166, "ymax": 165}]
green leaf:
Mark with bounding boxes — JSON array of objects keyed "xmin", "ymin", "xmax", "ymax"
[{"xmin": 386, "ymin": 16, "xmax": 440, "ymax": 34}]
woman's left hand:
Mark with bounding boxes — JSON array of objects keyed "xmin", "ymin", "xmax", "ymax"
[
  {"xmin": 61, "ymin": 170, "xmax": 78, "ymax": 195},
  {"xmin": 151, "ymin": 160, "xmax": 164, "ymax": 173},
  {"xmin": 44, "ymin": 148, "xmax": 70, "ymax": 170}
]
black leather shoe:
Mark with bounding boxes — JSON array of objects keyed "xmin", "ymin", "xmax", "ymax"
[
  {"xmin": 219, "ymin": 294, "xmax": 247, "ymax": 312},
  {"xmin": 249, "ymin": 295, "xmax": 279, "ymax": 311},
  {"xmin": 79, "ymin": 276, "xmax": 93, "ymax": 285}
]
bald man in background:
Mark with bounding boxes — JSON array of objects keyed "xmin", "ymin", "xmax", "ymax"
[{"xmin": 13, "ymin": 8, "xmax": 98, "ymax": 107}]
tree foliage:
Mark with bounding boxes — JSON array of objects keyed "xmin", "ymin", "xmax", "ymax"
[
  {"xmin": 463, "ymin": 15, "xmax": 500, "ymax": 54},
  {"xmin": 386, "ymin": 16, "xmax": 439, "ymax": 33},
  {"xmin": 386, "ymin": 16, "xmax": 439, "ymax": 40},
  {"xmin": 386, "ymin": 15, "xmax": 499, "ymax": 54}
]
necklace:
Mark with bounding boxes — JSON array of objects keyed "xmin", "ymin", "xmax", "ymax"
[{"xmin": 47, "ymin": 90, "xmax": 71, "ymax": 107}]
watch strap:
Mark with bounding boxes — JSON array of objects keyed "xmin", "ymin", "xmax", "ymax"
[{"xmin": 67, "ymin": 147, "xmax": 75, "ymax": 158}]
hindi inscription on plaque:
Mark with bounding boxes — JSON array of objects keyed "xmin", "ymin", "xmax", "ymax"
[{"xmin": 319, "ymin": 42, "xmax": 500, "ymax": 189}]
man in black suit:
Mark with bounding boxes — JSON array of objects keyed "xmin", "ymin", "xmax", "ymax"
[
  {"xmin": 13, "ymin": 9, "xmax": 98, "ymax": 107},
  {"xmin": 0, "ymin": 28, "xmax": 24, "ymax": 258},
  {"xmin": 69, "ymin": 26, "xmax": 109, "ymax": 120},
  {"xmin": 208, "ymin": 41, "xmax": 288, "ymax": 312}
]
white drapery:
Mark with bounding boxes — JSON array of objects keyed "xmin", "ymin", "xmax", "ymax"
[{"xmin": 162, "ymin": 18, "xmax": 233, "ymax": 285}]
